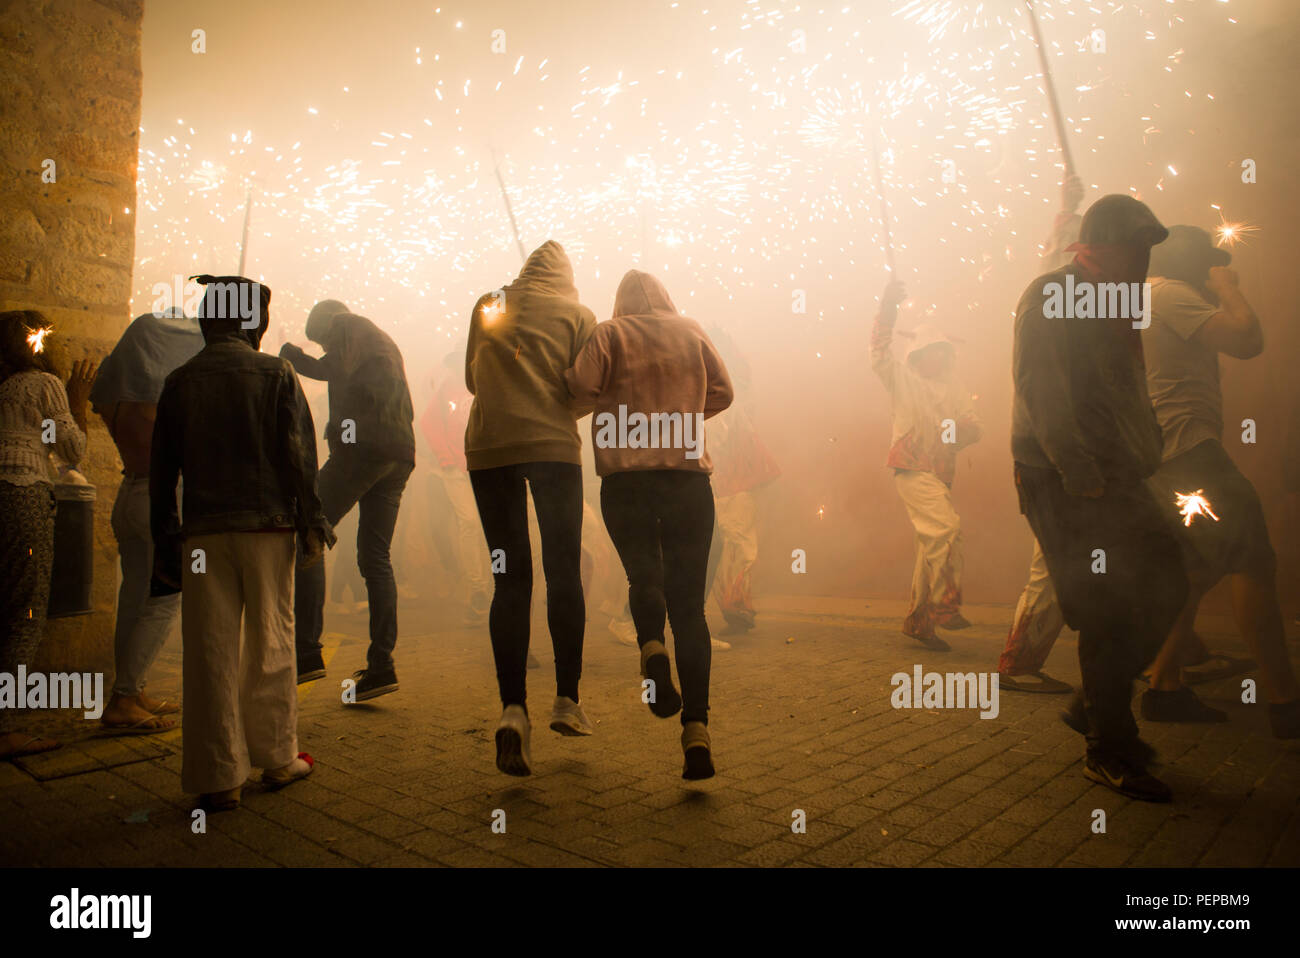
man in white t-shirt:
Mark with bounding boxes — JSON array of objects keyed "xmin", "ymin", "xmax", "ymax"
[{"xmin": 1140, "ymin": 226, "xmax": 1299, "ymax": 737}]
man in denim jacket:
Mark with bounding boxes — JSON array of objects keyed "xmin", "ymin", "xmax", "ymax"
[{"xmin": 151, "ymin": 274, "xmax": 333, "ymax": 810}]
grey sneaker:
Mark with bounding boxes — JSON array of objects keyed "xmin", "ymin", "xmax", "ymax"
[
  {"xmin": 495, "ymin": 705, "xmax": 532, "ymax": 776},
  {"xmin": 549, "ymin": 696, "xmax": 593, "ymax": 736}
]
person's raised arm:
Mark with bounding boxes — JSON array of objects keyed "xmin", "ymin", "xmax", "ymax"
[
  {"xmin": 279, "ymin": 342, "xmax": 339, "ymax": 381},
  {"xmin": 871, "ymin": 280, "xmax": 907, "ymax": 391},
  {"xmin": 1193, "ymin": 267, "xmax": 1263, "ymax": 360}
]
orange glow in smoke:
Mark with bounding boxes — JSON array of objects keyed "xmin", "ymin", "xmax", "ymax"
[{"xmin": 1175, "ymin": 489, "xmax": 1219, "ymax": 527}]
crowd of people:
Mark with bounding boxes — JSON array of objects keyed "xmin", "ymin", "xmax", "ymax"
[
  {"xmin": 871, "ymin": 177, "xmax": 1300, "ymax": 802},
  {"xmin": 1, "ymin": 177, "xmax": 1297, "ymax": 809}
]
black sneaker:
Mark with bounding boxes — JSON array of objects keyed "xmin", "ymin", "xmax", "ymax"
[
  {"xmin": 1061, "ymin": 694, "xmax": 1158, "ymax": 767},
  {"xmin": 352, "ymin": 667, "xmax": 398, "ymax": 702},
  {"xmin": 1140, "ymin": 686, "xmax": 1227, "ymax": 723},
  {"xmin": 297, "ymin": 650, "xmax": 326, "ymax": 685},
  {"xmin": 1083, "ymin": 754, "xmax": 1172, "ymax": 803}
]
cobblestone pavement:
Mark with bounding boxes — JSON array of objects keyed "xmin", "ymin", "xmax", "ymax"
[{"xmin": 2, "ymin": 596, "xmax": 1297, "ymax": 867}]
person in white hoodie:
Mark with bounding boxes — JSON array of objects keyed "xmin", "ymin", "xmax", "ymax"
[
  {"xmin": 566, "ymin": 270, "xmax": 733, "ymax": 779},
  {"xmin": 871, "ymin": 280, "xmax": 982, "ymax": 651}
]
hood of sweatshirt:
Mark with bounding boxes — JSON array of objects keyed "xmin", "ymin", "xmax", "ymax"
[
  {"xmin": 612, "ymin": 269, "xmax": 679, "ymax": 319},
  {"xmin": 507, "ymin": 240, "xmax": 578, "ymax": 300}
]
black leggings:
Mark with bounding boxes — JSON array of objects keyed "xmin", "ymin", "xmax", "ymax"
[
  {"xmin": 600, "ymin": 470, "xmax": 715, "ymax": 725},
  {"xmin": 469, "ymin": 462, "xmax": 585, "ymax": 708}
]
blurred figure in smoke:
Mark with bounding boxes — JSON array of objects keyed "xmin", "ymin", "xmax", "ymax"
[
  {"xmin": 91, "ymin": 306, "xmax": 203, "ymax": 733},
  {"xmin": 0, "ymin": 312, "xmax": 91, "ymax": 760},
  {"xmin": 703, "ymin": 324, "xmax": 780, "ymax": 644},
  {"xmin": 152, "ymin": 276, "xmax": 329, "ymax": 810},
  {"xmin": 1138, "ymin": 227, "xmax": 1299, "ymax": 736},
  {"xmin": 568, "ymin": 270, "xmax": 733, "ymax": 779},
  {"xmin": 420, "ymin": 346, "xmax": 491, "ymax": 625},
  {"xmin": 1012, "ymin": 196, "xmax": 1184, "ymax": 802},
  {"xmin": 871, "ymin": 280, "xmax": 982, "ymax": 652},
  {"xmin": 281, "ymin": 300, "xmax": 415, "ymax": 701},
  {"xmin": 465, "ymin": 240, "xmax": 596, "ymax": 776},
  {"xmin": 998, "ymin": 173, "xmax": 1081, "ymax": 693}
]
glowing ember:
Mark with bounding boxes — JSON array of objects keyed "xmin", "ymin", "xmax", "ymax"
[
  {"xmin": 26, "ymin": 326, "xmax": 52, "ymax": 354},
  {"xmin": 1175, "ymin": 490, "xmax": 1219, "ymax": 527},
  {"xmin": 1214, "ymin": 217, "xmax": 1257, "ymax": 249}
]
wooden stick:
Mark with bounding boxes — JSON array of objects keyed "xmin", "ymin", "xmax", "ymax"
[{"xmin": 1025, "ymin": 0, "xmax": 1075, "ymax": 174}]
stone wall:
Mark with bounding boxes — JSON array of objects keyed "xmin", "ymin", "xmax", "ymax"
[{"xmin": 0, "ymin": 0, "xmax": 144, "ymax": 671}]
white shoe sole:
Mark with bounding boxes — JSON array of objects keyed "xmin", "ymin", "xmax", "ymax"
[{"xmin": 549, "ymin": 714, "xmax": 593, "ymax": 736}]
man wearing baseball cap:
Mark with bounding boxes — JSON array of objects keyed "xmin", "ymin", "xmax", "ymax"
[
  {"xmin": 1011, "ymin": 194, "xmax": 1186, "ymax": 802},
  {"xmin": 1139, "ymin": 226, "xmax": 1300, "ymax": 737}
]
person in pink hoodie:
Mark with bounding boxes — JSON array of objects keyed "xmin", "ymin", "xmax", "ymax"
[{"xmin": 566, "ymin": 270, "xmax": 733, "ymax": 779}]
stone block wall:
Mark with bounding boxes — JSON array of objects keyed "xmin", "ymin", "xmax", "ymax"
[{"xmin": 0, "ymin": 0, "xmax": 145, "ymax": 671}]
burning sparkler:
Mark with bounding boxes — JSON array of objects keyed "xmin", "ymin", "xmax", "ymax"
[
  {"xmin": 26, "ymin": 326, "xmax": 52, "ymax": 354},
  {"xmin": 1213, "ymin": 215, "xmax": 1258, "ymax": 249},
  {"xmin": 1175, "ymin": 490, "xmax": 1219, "ymax": 527}
]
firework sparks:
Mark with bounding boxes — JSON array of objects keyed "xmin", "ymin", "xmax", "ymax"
[
  {"xmin": 26, "ymin": 326, "xmax": 52, "ymax": 354},
  {"xmin": 1213, "ymin": 215, "xmax": 1258, "ymax": 249},
  {"xmin": 1175, "ymin": 490, "xmax": 1219, "ymax": 527}
]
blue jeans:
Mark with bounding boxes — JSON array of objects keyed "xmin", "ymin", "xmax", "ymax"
[
  {"xmin": 112, "ymin": 477, "xmax": 181, "ymax": 697},
  {"xmin": 295, "ymin": 456, "xmax": 412, "ymax": 670}
]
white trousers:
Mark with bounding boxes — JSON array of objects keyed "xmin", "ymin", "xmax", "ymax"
[
  {"xmin": 894, "ymin": 470, "xmax": 963, "ymax": 633},
  {"xmin": 998, "ymin": 537, "xmax": 1066, "ymax": 674},
  {"xmin": 181, "ymin": 531, "xmax": 298, "ymax": 794}
]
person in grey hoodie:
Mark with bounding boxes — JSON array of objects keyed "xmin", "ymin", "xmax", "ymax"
[
  {"xmin": 280, "ymin": 302, "xmax": 415, "ymax": 701},
  {"xmin": 566, "ymin": 270, "xmax": 733, "ymax": 779},
  {"xmin": 1011, "ymin": 194, "xmax": 1186, "ymax": 803},
  {"xmin": 465, "ymin": 240, "xmax": 597, "ymax": 776}
]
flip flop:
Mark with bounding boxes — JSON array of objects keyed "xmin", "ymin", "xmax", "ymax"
[
  {"xmin": 1182, "ymin": 653, "xmax": 1255, "ymax": 686},
  {"xmin": 147, "ymin": 699, "xmax": 181, "ymax": 716},
  {"xmin": 101, "ymin": 714, "xmax": 176, "ymax": 736},
  {"xmin": 0, "ymin": 735, "xmax": 61, "ymax": 760}
]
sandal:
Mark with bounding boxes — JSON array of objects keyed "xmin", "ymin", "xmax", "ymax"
[
  {"xmin": 263, "ymin": 752, "xmax": 314, "ymax": 791},
  {"xmin": 101, "ymin": 714, "xmax": 176, "ymax": 736}
]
